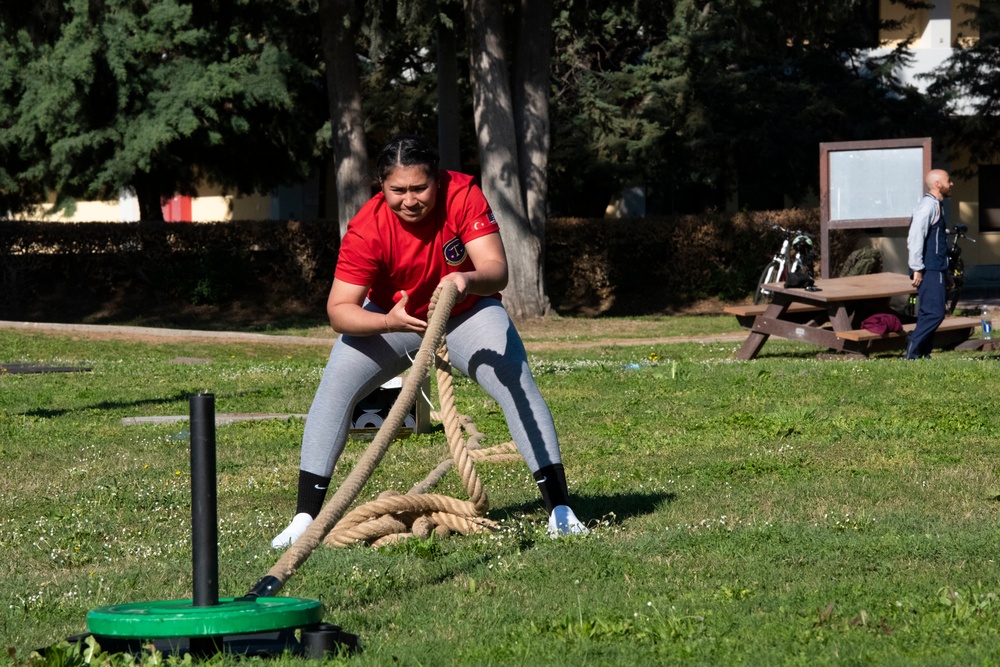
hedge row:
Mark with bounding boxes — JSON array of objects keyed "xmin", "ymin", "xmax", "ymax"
[
  {"xmin": 545, "ymin": 209, "xmax": 860, "ymax": 315},
  {"xmin": 0, "ymin": 211, "xmax": 858, "ymax": 325},
  {"xmin": 0, "ymin": 220, "xmax": 338, "ymax": 326}
]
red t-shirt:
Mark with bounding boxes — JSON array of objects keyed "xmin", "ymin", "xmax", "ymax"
[{"xmin": 334, "ymin": 171, "xmax": 502, "ymax": 320}]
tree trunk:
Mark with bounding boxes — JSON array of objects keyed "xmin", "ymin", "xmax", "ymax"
[
  {"xmin": 512, "ymin": 0, "xmax": 553, "ymax": 310},
  {"xmin": 133, "ymin": 172, "xmax": 165, "ymax": 223},
  {"xmin": 464, "ymin": 0, "xmax": 548, "ymax": 319},
  {"xmin": 319, "ymin": 0, "xmax": 371, "ymax": 237},
  {"xmin": 436, "ymin": 13, "xmax": 462, "ymax": 172}
]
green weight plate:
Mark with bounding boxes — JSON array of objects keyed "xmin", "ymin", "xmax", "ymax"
[{"xmin": 87, "ymin": 597, "xmax": 322, "ymax": 638}]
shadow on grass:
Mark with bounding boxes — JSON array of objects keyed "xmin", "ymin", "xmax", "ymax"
[
  {"xmin": 492, "ymin": 491, "xmax": 675, "ymax": 527},
  {"xmin": 16, "ymin": 384, "xmax": 312, "ymax": 419},
  {"xmin": 580, "ymin": 491, "xmax": 676, "ymax": 524},
  {"xmin": 18, "ymin": 390, "xmax": 193, "ymax": 418}
]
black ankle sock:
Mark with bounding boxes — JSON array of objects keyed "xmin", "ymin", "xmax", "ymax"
[
  {"xmin": 533, "ymin": 463, "xmax": 570, "ymax": 513},
  {"xmin": 295, "ymin": 470, "xmax": 331, "ymax": 518}
]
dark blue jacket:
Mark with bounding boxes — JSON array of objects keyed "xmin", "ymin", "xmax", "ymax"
[{"xmin": 907, "ymin": 194, "xmax": 948, "ymax": 273}]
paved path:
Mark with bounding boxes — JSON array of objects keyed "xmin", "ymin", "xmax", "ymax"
[
  {"xmin": 0, "ymin": 320, "xmax": 336, "ymax": 345},
  {"xmin": 8, "ymin": 297, "xmax": 994, "ymax": 352},
  {"xmin": 0, "ymin": 319, "xmax": 747, "ymax": 351}
]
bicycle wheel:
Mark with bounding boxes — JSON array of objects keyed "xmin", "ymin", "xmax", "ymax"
[
  {"xmin": 947, "ymin": 259, "xmax": 964, "ymax": 315},
  {"xmin": 754, "ymin": 261, "xmax": 782, "ymax": 305}
]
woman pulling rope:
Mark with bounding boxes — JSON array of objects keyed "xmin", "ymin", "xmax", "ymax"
[{"xmin": 271, "ymin": 134, "xmax": 587, "ymax": 549}]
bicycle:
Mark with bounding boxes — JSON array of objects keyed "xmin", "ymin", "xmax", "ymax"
[
  {"xmin": 753, "ymin": 225, "xmax": 817, "ymax": 304},
  {"xmin": 946, "ymin": 223, "xmax": 974, "ymax": 314}
]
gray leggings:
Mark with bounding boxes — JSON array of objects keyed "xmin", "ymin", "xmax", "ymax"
[{"xmin": 300, "ymin": 298, "xmax": 561, "ymax": 476}]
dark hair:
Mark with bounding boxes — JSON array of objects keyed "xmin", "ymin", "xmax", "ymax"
[{"xmin": 375, "ymin": 134, "xmax": 440, "ymax": 182}]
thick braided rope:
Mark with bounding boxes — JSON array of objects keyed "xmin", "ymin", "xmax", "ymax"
[
  {"xmin": 259, "ymin": 283, "xmax": 459, "ymax": 591},
  {"xmin": 323, "ymin": 493, "xmax": 497, "ymax": 546},
  {"xmin": 321, "ymin": 293, "xmax": 520, "ymax": 546},
  {"xmin": 434, "ymin": 347, "xmax": 489, "ymax": 513},
  {"xmin": 408, "ymin": 415, "xmax": 519, "ymax": 494},
  {"xmin": 368, "ymin": 510, "xmax": 493, "ymax": 548},
  {"xmin": 327, "ymin": 493, "xmax": 483, "ymax": 536}
]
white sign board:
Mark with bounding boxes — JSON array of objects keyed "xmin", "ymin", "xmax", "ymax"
[{"xmin": 828, "ymin": 147, "xmax": 925, "ymax": 222}]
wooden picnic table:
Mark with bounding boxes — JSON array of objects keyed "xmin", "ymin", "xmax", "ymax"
[{"xmin": 726, "ymin": 272, "xmax": 979, "ymax": 360}]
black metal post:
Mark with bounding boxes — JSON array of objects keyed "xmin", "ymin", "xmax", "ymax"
[
  {"xmin": 190, "ymin": 393, "xmax": 219, "ymax": 606},
  {"xmin": 189, "ymin": 393, "xmax": 219, "ymax": 657}
]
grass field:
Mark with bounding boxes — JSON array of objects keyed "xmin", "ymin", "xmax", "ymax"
[{"xmin": 2, "ymin": 315, "xmax": 999, "ymax": 666}]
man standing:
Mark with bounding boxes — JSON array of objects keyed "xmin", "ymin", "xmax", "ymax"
[{"xmin": 905, "ymin": 169, "xmax": 954, "ymax": 359}]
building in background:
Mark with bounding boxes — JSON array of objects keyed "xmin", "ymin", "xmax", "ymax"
[
  {"xmin": 18, "ymin": 162, "xmax": 331, "ymax": 224},
  {"xmin": 869, "ymin": 0, "xmax": 1000, "ymax": 292}
]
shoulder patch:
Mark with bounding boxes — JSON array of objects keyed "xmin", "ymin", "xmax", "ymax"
[{"xmin": 443, "ymin": 237, "xmax": 467, "ymax": 266}]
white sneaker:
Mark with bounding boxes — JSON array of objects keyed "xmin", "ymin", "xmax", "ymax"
[
  {"xmin": 271, "ymin": 513, "xmax": 313, "ymax": 549},
  {"xmin": 547, "ymin": 505, "xmax": 589, "ymax": 538}
]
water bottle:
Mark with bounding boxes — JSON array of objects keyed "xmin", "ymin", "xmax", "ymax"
[{"xmin": 982, "ymin": 306, "xmax": 992, "ymax": 340}]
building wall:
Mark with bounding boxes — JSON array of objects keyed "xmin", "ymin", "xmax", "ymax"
[
  {"xmin": 879, "ymin": 0, "xmax": 978, "ymax": 46},
  {"xmin": 15, "ymin": 155, "xmax": 335, "ymax": 223},
  {"xmin": 18, "ymin": 187, "xmax": 313, "ymax": 224}
]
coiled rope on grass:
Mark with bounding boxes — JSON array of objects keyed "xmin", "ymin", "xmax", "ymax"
[{"xmin": 259, "ymin": 282, "xmax": 522, "ymax": 593}]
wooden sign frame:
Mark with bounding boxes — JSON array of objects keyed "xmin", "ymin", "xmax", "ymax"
[{"xmin": 819, "ymin": 137, "xmax": 932, "ymax": 277}]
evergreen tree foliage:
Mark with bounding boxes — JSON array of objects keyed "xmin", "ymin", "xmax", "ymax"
[
  {"xmin": 357, "ymin": 0, "xmax": 444, "ymax": 155},
  {"xmin": 353, "ymin": 0, "xmax": 478, "ymax": 174},
  {"xmin": 0, "ymin": 0, "xmax": 325, "ymax": 220},
  {"xmin": 0, "ymin": 0, "xmax": 971, "ymax": 227},
  {"xmin": 549, "ymin": 0, "xmax": 941, "ymax": 217}
]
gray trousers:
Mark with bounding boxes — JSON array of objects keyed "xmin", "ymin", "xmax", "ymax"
[{"xmin": 300, "ymin": 298, "xmax": 561, "ymax": 477}]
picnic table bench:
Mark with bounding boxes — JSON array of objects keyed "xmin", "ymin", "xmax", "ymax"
[
  {"xmin": 727, "ymin": 272, "xmax": 978, "ymax": 359},
  {"xmin": 723, "ymin": 302, "xmax": 827, "ymax": 328},
  {"xmin": 833, "ymin": 317, "xmax": 980, "ymax": 343}
]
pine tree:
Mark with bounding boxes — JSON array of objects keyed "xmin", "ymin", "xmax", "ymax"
[
  {"xmin": 548, "ymin": 0, "xmax": 939, "ymax": 216},
  {"xmin": 0, "ymin": 0, "xmax": 324, "ymax": 220}
]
